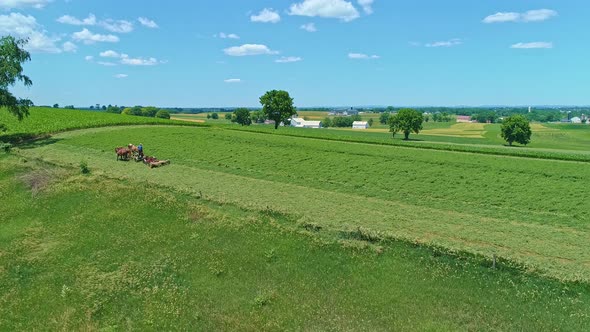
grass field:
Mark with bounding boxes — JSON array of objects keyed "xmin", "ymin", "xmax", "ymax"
[
  {"xmin": 3, "ymin": 110, "xmax": 590, "ymax": 329},
  {"xmin": 13, "ymin": 125, "xmax": 590, "ymax": 282},
  {"xmin": 1, "ymin": 155, "xmax": 589, "ymax": 330},
  {"xmin": 0, "ymin": 107, "xmax": 204, "ymax": 141}
]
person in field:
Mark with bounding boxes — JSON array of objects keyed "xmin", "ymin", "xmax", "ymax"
[{"xmin": 138, "ymin": 143, "xmax": 144, "ymax": 157}]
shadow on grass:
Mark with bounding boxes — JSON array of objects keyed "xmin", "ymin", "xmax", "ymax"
[{"xmin": 14, "ymin": 136, "xmax": 63, "ymax": 150}]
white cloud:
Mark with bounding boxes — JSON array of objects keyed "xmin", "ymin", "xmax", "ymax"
[
  {"xmin": 357, "ymin": 0, "xmax": 374, "ymax": 15},
  {"xmin": 0, "ymin": 13, "xmax": 61, "ymax": 53},
  {"xmin": 100, "ymin": 19, "xmax": 133, "ymax": 33},
  {"xmin": 510, "ymin": 42, "xmax": 553, "ymax": 49},
  {"xmin": 483, "ymin": 9, "xmax": 557, "ymax": 23},
  {"xmin": 57, "ymin": 14, "xmax": 96, "ymax": 26},
  {"xmin": 276, "ymin": 56, "xmax": 303, "ymax": 63},
  {"xmin": 72, "ymin": 28, "xmax": 119, "ymax": 44},
  {"xmin": 348, "ymin": 53, "xmax": 379, "ymax": 59},
  {"xmin": 482, "ymin": 12, "xmax": 520, "ymax": 23},
  {"xmin": 224, "ymin": 44, "xmax": 278, "ymax": 56},
  {"xmin": 300, "ymin": 23, "xmax": 317, "ymax": 32},
  {"xmin": 425, "ymin": 38, "xmax": 462, "ymax": 47},
  {"xmin": 85, "ymin": 55, "xmax": 94, "ymax": 61},
  {"xmin": 120, "ymin": 53, "xmax": 160, "ymax": 66},
  {"xmin": 138, "ymin": 17, "xmax": 158, "ymax": 28},
  {"xmin": 98, "ymin": 61, "xmax": 117, "ymax": 66},
  {"xmin": 62, "ymin": 41, "xmax": 77, "ymax": 52},
  {"xmin": 114, "ymin": 74, "xmax": 128, "ymax": 78},
  {"xmin": 251, "ymin": 8, "xmax": 281, "ymax": 23},
  {"xmin": 289, "ymin": 0, "xmax": 360, "ymax": 22},
  {"xmin": 224, "ymin": 78, "xmax": 241, "ymax": 83},
  {"xmin": 0, "ymin": 0, "xmax": 51, "ymax": 9},
  {"xmin": 522, "ymin": 9, "xmax": 558, "ymax": 22},
  {"xmin": 100, "ymin": 50, "xmax": 120, "ymax": 58},
  {"xmin": 217, "ymin": 32, "xmax": 240, "ymax": 39}
]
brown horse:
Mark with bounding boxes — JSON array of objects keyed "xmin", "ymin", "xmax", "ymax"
[{"xmin": 115, "ymin": 147, "xmax": 131, "ymax": 161}]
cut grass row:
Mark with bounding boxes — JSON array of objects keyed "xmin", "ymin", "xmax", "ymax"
[
  {"xmin": 222, "ymin": 124, "xmax": 590, "ymax": 162},
  {"xmin": 1, "ymin": 155, "xmax": 589, "ymax": 330},
  {"xmin": 16, "ymin": 126, "xmax": 590, "ymax": 282},
  {"xmin": 0, "ymin": 107, "xmax": 206, "ymax": 142}
]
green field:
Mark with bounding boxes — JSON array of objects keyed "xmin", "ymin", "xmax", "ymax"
[
  {"xmin": 2, "ymin": 110, "xmax": 590, "ymax": 329},
  {"xmin": 0, "ymin": 107, "xmax": 204, "ymax": 141},
  {"xmin": 2, "ymin": 155, "xmax": 589, "ymax": 330}
]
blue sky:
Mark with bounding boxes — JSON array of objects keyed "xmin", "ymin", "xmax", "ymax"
[{"xmin": 2, "ymin": 0, "xmax": 588, "ymax": 107}]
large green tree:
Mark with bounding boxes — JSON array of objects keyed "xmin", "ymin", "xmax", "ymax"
[
  {"xmin": 0, "ymin": 36, "xmax": 33, "ymax": 122},
  {"xmin": 232, "ymin": 108, "xmax": 252, "ymax": 126},
  {"xmin": 501, "ymin": 115, "xmax": 532, "ymax": 146},
  {"xmin": 388, "ymin": 108, "xmax": 424, "ymax": 140},
  {"xmin": 259, "ymin": 90, "xmax": 296, "ymax": 129}
]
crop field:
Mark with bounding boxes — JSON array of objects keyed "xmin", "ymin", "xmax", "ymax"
[
  {"xmin": 3, "ymin": 110, "xmax": 590, "ymax": 329},
  {"xmin": 2, "ymin": 155, "xmax": 589, "ymax": 330},
  {"xmin": 0, "ymin": 107, "xmax": 202, "ymax": 141},
  {"xmin": 13, "ymin": 125, "xmax": 590, "ymax": 283},
  {"xmin": 227, "ymin": 124, "xmax": 590, "ymax": 162}
]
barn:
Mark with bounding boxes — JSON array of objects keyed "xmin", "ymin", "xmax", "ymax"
[
  {"xmin": 352, "ymin": 121, "xmax": 369, "ymax": 129},
  {"xmin": 290, "ymin": 118, "xmax": 322, "ymax": 129}
]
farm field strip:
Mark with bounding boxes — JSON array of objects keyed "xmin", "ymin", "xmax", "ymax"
[
  {"xmin": 226, "ymin": 125, "xmax": 590, "ymax": 161},
  {"xmin": 2, "ymin": 156, "xmax": 589, "ymax": 330},
  {"xmin": 15, "ymin": 126, "xmax": 590, "ymax": 282},
  {"xmin": 0, "ymin": 107, "xmax": 204, "ymax": 141}
]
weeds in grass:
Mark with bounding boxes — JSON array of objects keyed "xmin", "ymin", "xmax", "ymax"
[
  {"xmin": 254, "ymin": 292, "xmax": 273, "ymax": 308},
  {"xmin": 79, "ymin": 160, "xmax": 90, "ymax": 174},
  {"xmin": 0, "ymin": 142, "xmax": 11, "ymax": 152}
]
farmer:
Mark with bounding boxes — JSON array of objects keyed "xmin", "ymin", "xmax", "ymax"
[{"xmin": 138, "ymin": 143, "xmax": 144, "ymax": 157}]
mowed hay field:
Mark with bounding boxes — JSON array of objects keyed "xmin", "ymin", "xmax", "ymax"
[
  {"xmin": 2, "ymin": 156, "xmax": 589, "ymax": 330},
  {"xmin": 15, "ymin": 126, "xmax": 590, "ymax": 282}
]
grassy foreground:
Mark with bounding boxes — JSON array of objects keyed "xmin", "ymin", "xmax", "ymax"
[
  {"xmin": 15, "ymin": 126, "xmax": 590, "ymax": 282},
  {"xmin": 1, "ymin": 154, "xmax": 589, "ymax": 330},
  {"xmin": 0, "ymin": 107, "xmax": 204, "ymax": 141}
]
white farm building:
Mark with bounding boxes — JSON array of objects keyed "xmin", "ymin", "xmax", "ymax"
[
  {"xmin": 352, "ymin": 121, "xmax": 369, "ymax": 129},
  {"xmin": 290, "ymin": 118, "xmax": 322, "ymax": 129}
]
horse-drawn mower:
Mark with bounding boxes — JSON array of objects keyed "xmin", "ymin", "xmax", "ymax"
[{"xmin": 115, "ymin": 145, "xmax": 170, "ymax": 168}]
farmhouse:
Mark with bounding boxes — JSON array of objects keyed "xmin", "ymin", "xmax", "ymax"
[
  {"xmin": 570, "ymin": 117, "xmax": 582, "ymax": 124},
  {"xmin": 352, "ymin": 121, "xmax": 369, "ymax": 129},
  {"xmin": 290, "ymin": 118, "xmax": 322, "ymax": 128},
  {"xmin": 456, "ymin": 115, "xmax": 472, "ymax": 123}
]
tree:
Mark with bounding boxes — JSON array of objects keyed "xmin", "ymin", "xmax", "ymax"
[
  {"xmin": 141, "ymin": 106, "xmax": 159, "ymax": 117},
  {"xmin": 53, "ymin": 103, "xmax": 59, "ymax": 108},
  {"xmin": 379, "ymin": 112, "xmax": 390, "ymax": 124},
  {"xmin": 367, "ymin": 118, "xmax": 374, "ymax": 127},
  {"xmin": 122, "ymin": 106, "xmax": 143, "ymax": 116},
  {"xmin": 155, "ymin": 110, "xmax": 170, "ymax": 119},
  {"xmin": 106, "ymin": 105, "xmax": 122, "ymax": 114},
  {"xmin": 232, "ymin": 108, "xmax": 252, "ymax": 126},
  {"xmin": 501, "ymin": 115, "xmax": 532, "ymax": 146},
  {"xmin": 388, "ymin": 108, "xmax": 424, "ymax": 140},
  {"xmin": 211, "ymin": 112, "xmax": 219, "ymax": 119},
  {"xmin": 224, "ymin": 113, "xmax": 232, "ymax": 120},
  {"xmin": 322, "ymin": 117, "xmax": 332, "ymax": 128},
  {"xmin": 260, "ymin": 90, "xmax": 296, "ymax": 129},
  {"xmin": 0, "ymin": 36, "xmax": 33, "ymax": 121}
]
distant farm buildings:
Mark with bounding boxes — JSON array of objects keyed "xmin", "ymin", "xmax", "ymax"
[
  {"xmin": 329, "ymin": 107, "xmax": 359, "ymax": 116},
  {"xmin": 352, "ymin": 121, "xmax": 369, "ymax": 129},
  {"xmin": 456, "ymin": 115, "xmax": 472, "ymax": 123},
  {"xmin": 290, "ymin": 118, "xmax": 322, "ymax": 129},
  {"xmin": 570, "ymin": 117, "xmax": 582, "ymax": 124}
]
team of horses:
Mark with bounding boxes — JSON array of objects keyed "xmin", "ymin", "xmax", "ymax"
[{"xmin": 115, "ymin": 144, "xmax": 139, "ymax": 161}]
